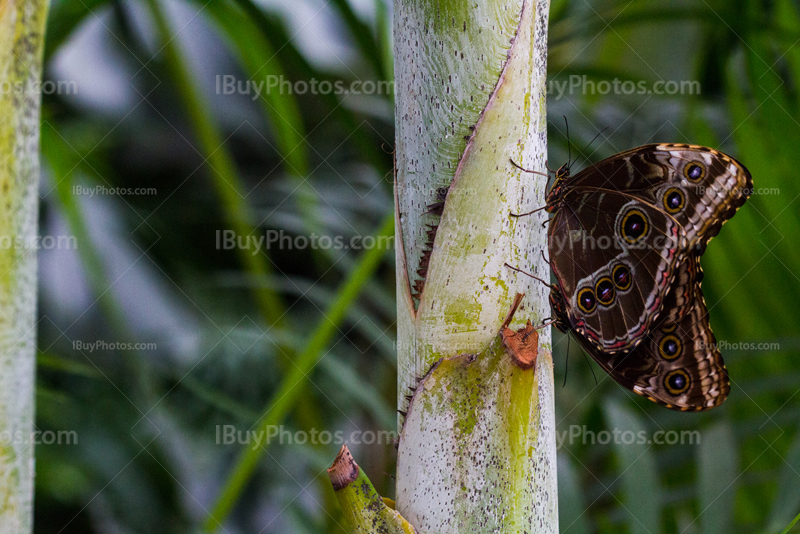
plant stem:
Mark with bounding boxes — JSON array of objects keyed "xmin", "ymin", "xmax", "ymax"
[
  {"xmin": 393, "ymin": 0, "xmax": 557, "ymax": 531},
  {"xmin": 0, "ymin": 0, "xmax": 49, "ymax": 531}
]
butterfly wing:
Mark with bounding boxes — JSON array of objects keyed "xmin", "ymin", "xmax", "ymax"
[
  {"xmin": 564, "ymin": 143, "xmax": 752, "ymax": 252},
  {"xmin": 657, "ymin": 251, "xmax": 695, "ymax": 324},
  {"xmin": 548, "ymin": 190, "xmax": 683, "ymax": 352},
  {"xmin": 577, "ymin": 258, "xmax": 729, "ymax": 411},
  {"xmin": 548, "ymin": 143, "xmax": 751, "ymax": 353}
]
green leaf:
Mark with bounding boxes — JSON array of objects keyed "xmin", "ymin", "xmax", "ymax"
[
  {"xmin": 605, "ymin": 398, "xmax": 662, "ymax": 534},
  {"xmin": 201, "ymin": 1, "xmax": 310, "ymax": 180},
  {"xmin": 227, "ymin": 0, "xmax": 388, "ymax": 170},
  {"xmin": 38, "ymin": 352, "xmax": 102, "ymax": 379},
  {"xmin": 699, "ymin": 421, "xmax": 738, "ymax": 534},
  {"xmin": 330, "ymin": 0, "xmax": 386, "ymax": 80},
  {"xmin": 767, "ymin": 425, "xmax": 800, "ymax": 533},
  {"xmin": 203, "ymin": 213, "xmax": 393, "ymax": 532}
]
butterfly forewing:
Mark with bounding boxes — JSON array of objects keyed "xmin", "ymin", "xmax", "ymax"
[
  {"xmin": 561, "ymin": 143, "xmax": 752, "ymax": 251},
  {"xmin": 548, "ymin": 190, "xmax": 683, "ymax": 352}
]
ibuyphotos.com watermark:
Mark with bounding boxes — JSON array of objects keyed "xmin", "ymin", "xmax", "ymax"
[
  {"xmin": 216, "ymin": 425, "xmax": 700, "ymax": 451},
  {"xmin": 215, "ymin": 230, "xmax": 394, "ymax": 254},
  {"xmin": 549, "ymin": 231, "xmax": 685, "ymax": 254},
  {"xmin": 72, "ymin": 340, "xmax": 157, "ymax": 353},
  {"xmin": 0, "ymin": 79, "xmax": 77, "ymax": 96},
  {"xmin": 0, "ymin": 235, "xmax": 76, "ymax": 250},
  {"xmin": 697, "ymin": 185, "xmax": 780, "ymax": 196},
  {"xmin": 700, "ymin": 340, "xmax": 781, "ymax": 352},
  {"xmin": 216, "ymin": 425, "xmax": 397, "ymax": 450},
  {"xmin": 73, "ymin": 185, "xmax": 157, "ymax": 197},
  {"xmin": 217, "ymin": 74, "xmax": 702, "ymax": 101},
  {"xmin": 548, "ymin": 75, "xmax": 701, "ymax": 101},
  {"xmin": 0, "ymin": 430, "xmax": 78, "ymax": 446},
  {"xmin": 556, "ymin": 426, "xmax": 700, "ymax": 449},
  {"xmin": 216, "ymin": 75, "xmax": 393, "ymax": 99}
]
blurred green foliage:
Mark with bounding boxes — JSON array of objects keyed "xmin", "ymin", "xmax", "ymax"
[{"xmin": 34, "ymin": 0, "xmax": 800, "ymax": 532}]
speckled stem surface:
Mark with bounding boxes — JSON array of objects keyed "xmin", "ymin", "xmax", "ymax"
[
  {"xmin": 329, "ymin": 446, "xmax": 417, "ymax": 533},
  {"xmin": 394, "ymin": 0, "xmax": 556, "ymax": 531},
  {"xmin": 0, "ymin": 1, "xmax": 48, "ymax": 531}
]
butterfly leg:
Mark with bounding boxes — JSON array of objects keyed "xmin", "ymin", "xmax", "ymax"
[
  {"xmin": 509, "ymin": 158, "xmax": 549, "ymax": 177},
  {"xmin": 510, "ymin": 206, "xmax": 547, "ymax": 218},
  {"xmin": 503, "ymin": 262, "xmax": 554, "ymax": 289},
  {"xmin": 522, "ymin": 318, "xmax": 556, "ymax": 341}
]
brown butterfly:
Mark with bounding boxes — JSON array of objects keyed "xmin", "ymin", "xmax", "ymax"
[{"xmin": 517, "ymin": 143, "xmax": 751, "ymax": 411}]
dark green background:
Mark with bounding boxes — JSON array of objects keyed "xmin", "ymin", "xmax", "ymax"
[{"xmin": 35, "ymin": 0, "xmax": 800, "ymax": 532}]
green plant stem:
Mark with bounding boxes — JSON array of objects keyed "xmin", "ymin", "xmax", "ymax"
[
  {"xmin": 203, "ymin": 212, "xmax": 394, "ymax": 533},
  {"xmin": 328, "ymin": 445, "xmax": 415, "ymax": 533},
  {"xmin": 781, "ymin": 511, "xmax": 800, "ymax": 534},
  {"xmin": 0, "ymin": 0, "xmax": 49, "ymax": 530}
]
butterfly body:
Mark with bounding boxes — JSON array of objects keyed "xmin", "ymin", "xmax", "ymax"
[{"xmin": 540, "ymin": 143, "xmax": 751, "ymax": 411}]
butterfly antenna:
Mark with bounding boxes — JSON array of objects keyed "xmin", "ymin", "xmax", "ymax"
[
  {"xmin": 572, "ymin": 127, "xmax": 609, "ymax": 168},
  {"xmin": 564, "ymin": 116, "xmax": 571, "ymax": 172},
  {"xmin": 579, "ymin": 345, "xmax": 598, "ymax": 385}
]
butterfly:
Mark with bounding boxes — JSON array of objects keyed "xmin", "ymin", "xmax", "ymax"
[{"xmin": 518, "ymin": 143, "xmax": 752, "ymax": 411}]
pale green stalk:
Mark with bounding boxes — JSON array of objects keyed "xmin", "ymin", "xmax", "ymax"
[
  {"xmin": 0, "ymin": 0, "xmax": 49, "ymax": 531},
  {"xmin": 328, "ymin": 445, "xmax": 416, "ymax": 534},
  {"xmin": 393, "ymin": 0, "xmax": 557, "ymax": 531}
]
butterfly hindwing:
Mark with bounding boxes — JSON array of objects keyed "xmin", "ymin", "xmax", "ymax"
[
  {"xmin": 606, "ymin": 268, "xmax": 729, "ymax": 411},
  {"xmin": 657, "ymin": 250, "xmax": 695, "ymax": 324}
]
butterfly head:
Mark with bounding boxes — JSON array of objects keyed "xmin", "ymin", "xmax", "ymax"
[
  {"xmin": 545, "ymin": 162, "xmax": 573, "ymax": 211},
  {"xmin": 548, "ymin": 287, "xmax": 571, "ymax": 334},
  {"xmin": 555, "ymin": 162, "xmax": 571, "ymax": 181}
]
